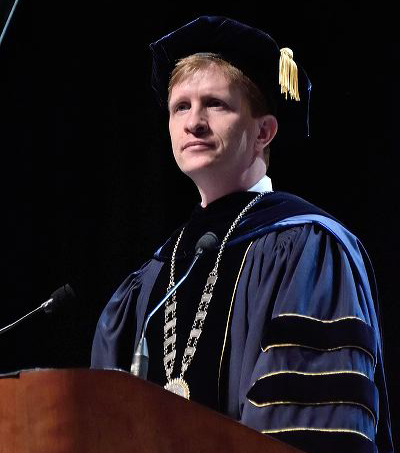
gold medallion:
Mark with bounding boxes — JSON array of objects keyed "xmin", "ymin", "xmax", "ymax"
[{"xmin": 164, "ymin": 378, "xmax": 190, "ymax": 399}]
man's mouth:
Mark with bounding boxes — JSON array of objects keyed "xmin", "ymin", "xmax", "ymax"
[{"xmin": 182, "ymin": 140, "xmax": 214, "ymax": 151}]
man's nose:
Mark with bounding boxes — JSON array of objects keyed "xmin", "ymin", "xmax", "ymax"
[{"xmin": 184, "ymin": 108, "xmax": 209, "ymax": 135}]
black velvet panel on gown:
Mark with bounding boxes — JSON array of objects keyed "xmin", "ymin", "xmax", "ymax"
[{"xmin": 146, "ymin": 192, "xmax": 259, "ymax": 411}]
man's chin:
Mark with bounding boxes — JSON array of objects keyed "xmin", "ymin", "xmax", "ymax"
[{"xmin": 178, "ymin": 159, "xmax": 219, "ymax": 177}]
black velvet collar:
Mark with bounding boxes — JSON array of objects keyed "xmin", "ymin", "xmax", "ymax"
[{"xmin": 154, "ymin": 190, "xmax": 337, "ymax": 261}]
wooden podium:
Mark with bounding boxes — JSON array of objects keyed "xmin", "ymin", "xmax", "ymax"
[{"xmin": 0, "ymin": 369, "xmax": 304, "ymax": 453}]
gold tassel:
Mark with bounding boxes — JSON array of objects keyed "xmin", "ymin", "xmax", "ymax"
[{"xmin": 279, "ymin": 47, "xmax": 300, "ymax": 101}]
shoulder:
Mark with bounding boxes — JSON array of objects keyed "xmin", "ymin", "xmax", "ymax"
[
  {"xmin": 232, "ymin": 190, "xmax": 355, "ymax": 250},
  {"xmin": 249, "ymin": 220, "xmax": 346, "ymax": 256},
  {"xmin": 99, "ymin": 258, "xmax": 163, "ymax": 319},
  {"xmin": 250, "ymin": 209, "xmax": 364, "ymax": 261}
]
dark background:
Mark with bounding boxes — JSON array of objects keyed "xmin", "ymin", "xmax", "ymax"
[{"xmin": 0, "ymin": 0, "xmax": 398, "ymax": 448}]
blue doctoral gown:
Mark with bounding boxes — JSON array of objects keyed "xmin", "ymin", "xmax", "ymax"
[{"xmin": 91, "ymin": 191, "xmax": 393, "ymax": 453}]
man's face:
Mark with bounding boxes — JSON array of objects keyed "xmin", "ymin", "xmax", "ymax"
[{"xmin": 168, "ymin": 64, "xmax": 262, "ymax": 185}]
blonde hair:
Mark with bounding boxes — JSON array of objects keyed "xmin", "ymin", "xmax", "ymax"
[{"xmin": 168, "ymin": 53, "xmax": 273, "ymax": 162}]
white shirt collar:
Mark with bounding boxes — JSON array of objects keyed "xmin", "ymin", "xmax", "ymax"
[{"xmin": 247, "ymin": 175, "xmax": 273, "ymax": 193}]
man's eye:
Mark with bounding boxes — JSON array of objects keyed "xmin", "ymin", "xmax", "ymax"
[
  {"xmin": 175, "ymin": 103, "xmax": 189, "ymax": 112},
  {"xmin": 208, "ymin": 99, "xmax": 224, "ymax": 108}
]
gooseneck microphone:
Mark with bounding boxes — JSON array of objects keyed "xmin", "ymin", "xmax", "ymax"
[
  {"xmin": 130, "ymin": 232, "xmax": 219, "ymax": 379},
  {"xmin": 0, "ymin": 0, "xmax": 21, "ymax": 48},
  {"xmin": 0, "ymin": 284, "xmax": 76, "ymax": 335}
]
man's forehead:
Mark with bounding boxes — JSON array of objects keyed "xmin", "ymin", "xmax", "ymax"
[{"xmin": 169, "ymin": 66, "xmax": 238, "ymax": 100}]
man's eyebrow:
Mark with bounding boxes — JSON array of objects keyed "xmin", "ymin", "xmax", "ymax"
[
  {"xmin": 168, "ymin": 88, "xmax": 233, "ymax": 107},
  {"xmin": 168, "ymin": 97, "xmax": 186, "ymax": 111}
]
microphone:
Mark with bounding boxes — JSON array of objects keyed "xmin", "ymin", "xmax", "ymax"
[
  {"xmin": 130, "ymin": 232, "xmax": 219, "ymax": 379},
  {"xmin": 42, "ymin": 284, "xmax": 77, "ymax": 314},
  {"xmin": 0, "ymin": 284, "xmax": 77, "ymax": 335},
  {"xmin": 194, "ymin": 231, "xmax": 219, "ymax": 256}
]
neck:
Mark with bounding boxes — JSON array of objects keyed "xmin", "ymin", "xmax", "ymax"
[{"xmin": 195, "ymin": 161, "xmax": 266, "ymax": 207}]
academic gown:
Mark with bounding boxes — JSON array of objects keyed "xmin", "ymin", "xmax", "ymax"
[{"xmin": 91, "ymin": 191, "xmax": 393, "ymax": 453}]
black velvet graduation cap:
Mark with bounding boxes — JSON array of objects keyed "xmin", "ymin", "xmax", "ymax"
[{"xmin": 149, "ymin": 16, "xmax": 312, "ymax": 142}]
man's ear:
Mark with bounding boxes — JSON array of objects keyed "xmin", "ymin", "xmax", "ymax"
[{"xmin": 255, "ymin": 115, "xmax": 278, "ymax": 153}]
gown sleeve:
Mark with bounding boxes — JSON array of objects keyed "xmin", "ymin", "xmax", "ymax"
[
  {"xmin": 91, "ymin": 259, "xmax": 162, "ymax": 371},
  {"xmin": 235, "ymin": 223, "xmax": 390, "ymax": 453}
]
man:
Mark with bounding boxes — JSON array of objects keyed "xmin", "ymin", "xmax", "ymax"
[{"xmin": 91, "ymin": 16, "xmax": 393, "ymax": 453}]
